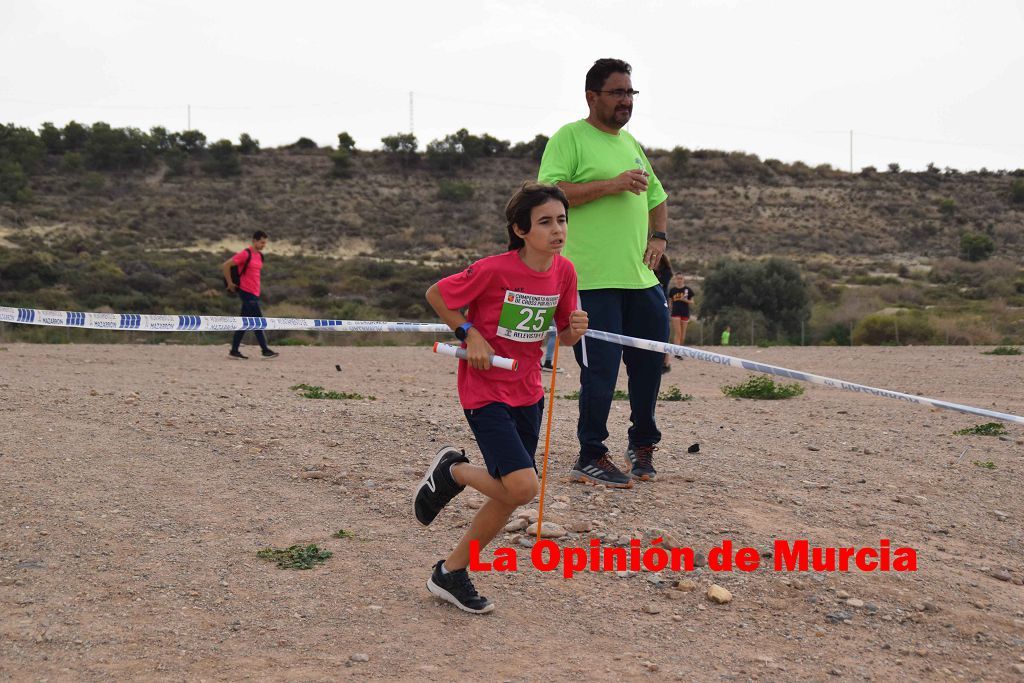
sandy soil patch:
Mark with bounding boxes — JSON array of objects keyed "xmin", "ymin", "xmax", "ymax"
[{"xmin": 1, "ymin": 343, "xmax": 1022, "ymax": 681}]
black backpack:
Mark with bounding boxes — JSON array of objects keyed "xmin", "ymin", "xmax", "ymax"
[{"xmin": 224, "ymin": 248, "xmax": 255, "ymax": 295}]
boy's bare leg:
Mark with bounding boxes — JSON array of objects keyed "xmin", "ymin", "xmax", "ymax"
[
  {"xmin": 446, "ymin": 467, "xmax": 538, "ymax": 570},
  {"xmin": 679, "ymin": 319, "xmax": 689, "ymax": 345}
]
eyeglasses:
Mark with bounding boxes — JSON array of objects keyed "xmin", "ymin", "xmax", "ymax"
[{"xmin": 596, "ymin": 89, "xmax": 639, "ymax": 100}]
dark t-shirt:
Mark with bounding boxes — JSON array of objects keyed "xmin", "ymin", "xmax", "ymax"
[{"xmin": 668, "ymin": 286, "xmax": 695, "ymax": 317}]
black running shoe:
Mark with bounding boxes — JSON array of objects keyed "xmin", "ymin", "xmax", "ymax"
[
  {"xmin": 414, "ymin": 446, "xmax": 469, "ymax": 526},
  {"xmin": 625, "ymin": 443, "xmax": 658, "ymax": 481},
  {"xmin": 228, "ymin": 350, "xmax": 248, "ymax": 360},
  {"xmin": 261, "ymin": 349, "xmax": 280, "ymax": 359},
  {"xmin": 570, "ymin": 455, "xmax": 633, "ymax": 488},
  {"xmin": 426, "ymin": 560, "xmax": 495, "ymax": 614}
]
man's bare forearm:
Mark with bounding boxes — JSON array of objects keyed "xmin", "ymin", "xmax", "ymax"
[
  {"xmin": 649, "ymin": 200, "xmax": 668, "ymax": 232},
  {"xmin": 556, "ymin": 180, "xmax": 617, "ymax": 207}
]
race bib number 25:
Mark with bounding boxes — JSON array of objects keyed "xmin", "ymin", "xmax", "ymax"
[{"xmin": 497, "ymin": 291, "xmax": 559, "ymax": 342}]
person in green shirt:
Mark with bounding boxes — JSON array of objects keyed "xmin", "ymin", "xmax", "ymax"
[
  {"xmin": 538, "ymin": 58, "xmax": 670, "ymax": 487},
  {"xmin": 721, "ymin": 326, "xmax": 731, "ymax": 346}
]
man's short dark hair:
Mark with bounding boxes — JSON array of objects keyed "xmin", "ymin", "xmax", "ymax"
[
  {"xmin": 505, "ymin": 182, "xmax": 569, "ymax": 251},
  {"xmin": 253, "ymin": 230, "xmax": 268, "ymax": 241},
  {"xmin": 585, "ymin": 58, "xmax": 632, "ymax": 92}
]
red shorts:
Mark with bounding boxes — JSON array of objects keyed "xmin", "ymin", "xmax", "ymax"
[{"xmin": 672, "ymin": 315, "xmax": 690, "ymax": 322}]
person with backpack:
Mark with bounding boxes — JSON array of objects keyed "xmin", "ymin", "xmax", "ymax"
[{"xmin": 222, "ymin": 230, "xmax": 279, "ymax": 359}]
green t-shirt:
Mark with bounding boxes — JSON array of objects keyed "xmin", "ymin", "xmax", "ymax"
[{"xmin": 538, "ymin": 120, "xmax": 668, "ymax": 290}]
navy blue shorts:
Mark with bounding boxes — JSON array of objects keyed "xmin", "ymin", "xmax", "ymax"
[{"xmin": 464, "ymin": 399, "xmax": 544, "ymax": 479}]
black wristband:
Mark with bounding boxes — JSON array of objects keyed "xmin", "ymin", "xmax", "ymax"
[{"xmin": 649, "ymin": 230, "xmax": 668, "ymax": 246}]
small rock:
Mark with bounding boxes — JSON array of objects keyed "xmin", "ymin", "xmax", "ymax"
[
  {"xmin": 1012, "ymin": 663, "xmax": 1024, "ymax": 674},
  {"xmin": 894, "ymin": 494, "xmax": 923, "ymax": 506},
  {"xmin": 465, "ymin": 497, "xmax": 484, "ymax": 510},
  {"xmin": 526, "ymin": 521, "xmax": 566, "ymax": 538},
  {"xmin": 826, "ymin": 611, "xmax": 851, "ymax": 624},
  {"xmin": 349, "ymin": 653, "xmax": 370, "ymax": 663},
  {"xmin": 517, "ymin": 509, "xmax": 539, "ymax": 523},
  {"xmin": 993, "ymin": 510, "xmax": 1009, "ymax": 522},
  {"xmin": 642, "ymin": 603, "xmax": 661, "ymax": 614},
  {"xmin": 299, "ymin": 470, "xmax": 327, "ymax": 480},
  {"xmin": 706, "ymin": 584, "xmax": 732, "ymax": 604},
  {"xmin": 673, "ymin": 579, "xmax": 697, "ymax": 592},
  {"xmin": 989, "ymin": 569, "xmax": 1012, "ymax": 582},
  {"xmin": 671, "ymin": 614, "xmax": 683, "ymax": 622},
  {"xmin": 504, "ymin": 518, "xmax": 528, "ymax": 532},
  {"xmin": 836, "ymin": 590, "xmax": 850, "ymax": 599},
  {"xmin": 567, "ymin": 520, "xmax": 594, "ymax": 533},
  {"xmin": 846, "ymin": 598, "xmax": 865, "ymax": 608},
  {"xmin": 517, "ymin": 536, "xmax": 534, "ymax": 548}
]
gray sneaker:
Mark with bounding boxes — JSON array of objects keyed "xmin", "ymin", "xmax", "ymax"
[
  {"xmin": 625, "ymin": 443, "xmax": 658, "ymax": 481},
  {"xmin": 570, "ymin": 455, "xmax": 633, "ymax": 488}
]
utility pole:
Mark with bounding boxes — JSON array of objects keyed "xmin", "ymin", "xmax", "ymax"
[
  {"xmin": 849, "ymin": 129, "xmax": 853, "ymax": 173},
  {"xmin": 409, "ymin": 92, "xmax": 414, "ymax": 134},
  {"xmin": 187, "ymin": 104, "xmax": 191, "ymax": 130}
]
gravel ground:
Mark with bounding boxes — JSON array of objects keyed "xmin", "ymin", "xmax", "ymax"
[{"xmin": 1, "ymin": 342, "xmax": 1022, "ymax": 681}]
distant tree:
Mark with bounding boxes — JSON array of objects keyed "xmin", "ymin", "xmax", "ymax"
[
  {"xmin": 437, "ymin": 180, "xmax": 474, "ymax": 202},
  {"xmin": 59, "ymin": 152, "xmax": 85, "ymax": 174},
  {"xmin": 510, "ymin": 134, "xmax": 548, "ymax": 162},
  {"xmin": 959, "ymin": 232, "xmax": 995, "ymax": 262},
  {"xmin": 1009, "ymin": 179, "xmax": 1024, "ymax": 206},
  {"xmin": 887, "ymin": 162, "xmax": 900, "ymax": 173},
  {"xmin": 670, "ymin": 146, "xmax": 691, "ymax": 174},
  {"xmin": 700, "ymin": 258, "xmax": 810, "ymax": 340},
  {"xmin": 0, "ymin": 124, "xmax": 45, "ymax": 171},
  {"xmin": 337, "ymin": 131, "xmax": 356, "ymax": 153},
  {"xmin": 174, "ymin": 129, "xmax": 207, "ymax": 153},
  {"xmin": 147, "ymin": 126, "xmax": 172, "ymax": 153},
  {"xmin": 330, "ymin": 148, "xmax": 352, "ymax": 178},
  {"xmin": 38, "ymin": 122, "xmax": 64, "ymax": 155},
  {"xmin": 860, "ymin": 166, "xmax": 877, "ymax": 176},
  {"xmin": 0, "ymin": 159, "xmax": 31, "ymax": 202},
  {"xmin": 381, "ymin": 133, "xmax": 418, "ymax": 165},
  {"xmin": 290, "ymin": 137, "xmax": 318, "ymax": 151},
  {"xmin": 62, "ymin": 121, "xmax": 89, "ymax": 151},
  {"xmin": 202, "ymin": 139, "xmax": 241, "ymax": 176},
  {"xmin": 926, "ymin": 162, "xmax": 940, "ymax": 174},
  {"xmin": 937, "ymin": 198, "xmax": 956, "ymax": 217},
  {"xmin": 237, "ymin": 133, "xmax": 260, "ymax": 154},
  {"xmin": 164, "ymin": 149, "xmax": 188, "ymax": 177},
  {"xmin": 83, "ymin": 123, "xmax": 153, "ymax": 170}
]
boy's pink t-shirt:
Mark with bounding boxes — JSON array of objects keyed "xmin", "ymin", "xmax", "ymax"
[
  {"xmin": 232, "ymin": 248, "xmax": 263, "ymax": 296},
  {"xmin": 437, "ymin": 251, "xmax": 578, "ymax": 410}
]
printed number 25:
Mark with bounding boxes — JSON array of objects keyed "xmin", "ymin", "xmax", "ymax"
[{"xmin": 516, "ymin": 308, "xmax": 547, "ymax": 332}]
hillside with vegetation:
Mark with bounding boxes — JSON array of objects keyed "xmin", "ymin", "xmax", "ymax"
[{"xmin": 1, "ymin": 122, "xmax": 1022, "ymax": 345}]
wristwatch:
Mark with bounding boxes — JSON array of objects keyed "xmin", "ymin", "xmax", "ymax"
[
  {"xmin": 649, "ymin": 230, "xmax": 668, "ymax": 246},
  {"xmin": 455, "ymin": 321, "xmax": 474, "ymax": 342}
]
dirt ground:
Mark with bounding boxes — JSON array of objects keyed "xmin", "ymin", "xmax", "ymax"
[{"xmin": 1, "ymin": 341, "xmax": 1022, "ymax": 682}]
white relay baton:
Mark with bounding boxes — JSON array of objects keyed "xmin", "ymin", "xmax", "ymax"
[{"xmin": 433, "ymin": 342, "xmax": 518, "ymax": 371}]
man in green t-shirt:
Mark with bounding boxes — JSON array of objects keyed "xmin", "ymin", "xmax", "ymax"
[{"xmin": 538, "ymin": 58, "xmax": 670, "ymax": 488}]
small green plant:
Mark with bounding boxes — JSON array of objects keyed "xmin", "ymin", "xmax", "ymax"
[
  {"xmin": 983, "ymin": 346, "xmax": 1021, "ymax": 356},
  {"xmin": 561, "ymin": 389, "xmax": 629, "ymax": 400},
  {"xmin": 291, "ymin": 383, "xmax": 374, "ymax": 400},
  {"xmin": 722, "ymin": 375, "xmax": 804, "ymax": 400},
  {"xmin": 256, "ymin": 544, "xmax": 332, "ymax": 570},
  {"xmin": 658, "ymin": 386, "xmax": 693, "ymax": 401},
  {"xmin": 971, "ymin": 460, "xmax": 996, "ymax": 470},
  {"xmin": 332, "ymin": 529, "xmax": 354, "ymax": 539},
  {"xmin": 954, "ymin": 422, "xmax": 1008, "ymax": 436}
]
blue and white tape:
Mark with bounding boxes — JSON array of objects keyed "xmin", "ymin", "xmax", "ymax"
[
  {"xmin": 585, "ymin": 328, "xmax": 1024, "ymax": 426},
  {"xmin": 0, "ymin": 306, "xmax": 448, "ymax": 334},
  {"xmin": 3, "ymin": 304, "xmax": 1022, "ymax": 425}
]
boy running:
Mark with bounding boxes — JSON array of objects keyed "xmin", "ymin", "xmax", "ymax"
[{"xmin": 414, "ymin": 183, "xmax": 588, "ymax": 614}]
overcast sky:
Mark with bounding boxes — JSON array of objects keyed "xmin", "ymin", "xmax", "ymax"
[{"xmin": 3, "ymin": 0, "xmax": 1022, "ymax": 171}]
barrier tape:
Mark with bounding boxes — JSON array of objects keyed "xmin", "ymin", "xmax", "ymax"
[
  {"xmin": 3, "ymin": 304, "xmax": 1021, "ymax": 425},
  {"xmin": 584, "ymin": 328, "xmax": 1024, "ymax": 425},
  {"xmin": 0, "ymin": 306, "xmax": 449, "ymax": 334}
]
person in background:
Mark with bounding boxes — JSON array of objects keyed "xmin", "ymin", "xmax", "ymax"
[{"xmin": 223, "ymin": 230, "xmax": 279, "ymax": 360}]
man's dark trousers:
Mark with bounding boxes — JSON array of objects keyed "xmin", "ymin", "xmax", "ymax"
[
  {"xmin": 231, "ymin": 290, "xmax": 270, "ymax": 353},
  {"xmin": 573, "ymin": 285, "xmax": 669, "ymax": 462}
]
